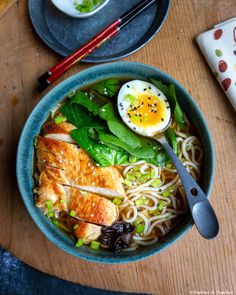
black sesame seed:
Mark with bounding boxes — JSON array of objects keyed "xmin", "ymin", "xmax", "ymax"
[
  {"xmin": 139, "ymin": 114, "xmax": 141, "ymax": 117},
  {"xmin": 119, "ymin": 103, "xmax": 122, "ymax": 106},
  {"xmin": 143, "ymin": 88, "xmax": 147, "ymax": 91},
  {"xmin": 121, "ymin": 108, "xmax": 124, "ymax": 111},
  {"xmin": 154, "ymin": 103, "xmax": 157, "ymax": 106},
  {"xmin": 161, "ymin": 118, "xmax": 164, "ymax": 121},
  {"xmin": 141, "ymin": 102, "xmax": 144, "ymax": 105},
  {"xmin": 127, "ymin": 85, "xmax": 130, "ymax": 88},
  {"xmin": 154, "ymin": 110, "xmax": 157, "ymax": 113},
  {"xmin": 148, "ymin": 97, "xmax": 151, "ymax": 100},
  {"xmin": 149, "ymin": 86, "xmax": 151, "ymax": 90},
  {"xmin": 165, "ymin": 99, "xmax": 168, "ymax": 102},
  {"xmin": 167, "ymin": 106, "xmax": 170, "ymax": 109},
  {"xmin": 158, "ymin": 93, "xmax": 161, "ymax": 97},
  {"xmin": 140, "ymin": 119, "xmax": 142, "ymax": 122},
  {"xmin": 133, "ymin": 127, "xmax": 136, "ymax": 130},
  {"xmin": 128, "ymin": 113, "xmax": 131, "ymax": 117},
  {"xmin": 128, "ymin": 120, "xmax": 131, "ymax": 123},
  {"xmin": 130, "ymin": 105, "xmax": 132, "ymax": 108}
]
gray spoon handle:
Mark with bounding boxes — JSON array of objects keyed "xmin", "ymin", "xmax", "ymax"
[{"xmin": 159, "ymin": 139, "xmax": 219, "ymax": 239}]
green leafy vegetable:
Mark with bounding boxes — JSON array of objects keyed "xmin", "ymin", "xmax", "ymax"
[
  {"xmin": 70, "ymin": 91, "xmax": 103, "ymax": 115},
  {"xmin": 74, "ymin": 0, "xmax": 103, "ymax": 13},
  {"xmin": 91, "ymin": 79, "xmax": 120, "ymax": 97},
  {"xmin": 150, "ymin": 79, "xmax": 186, "ymax": 130},
  {"xmin": 98, "ymin": 132, "xmax": 155, "ymax": 159},
  {"xmin": 60, "ymin": 100, "xmax": 105, "ymax": 129},
  {"xmin": 165, "ymin": 127, "xmax": 178, "ymax": 154},
  {"xmin": 107, "ymin": 120, "xmax": 142, "ymax": 149},
  {"xmin": 70, "ymin": 128, "xmax": 129, "ymax": 166}
]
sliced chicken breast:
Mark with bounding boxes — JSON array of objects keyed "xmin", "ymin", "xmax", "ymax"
[
  {"xmin": 69, "ymin": 187, "xmax": 119, "ymax": 226},
  {"xmin": 36, "ymin": 172, "xmax": 119, "ymax": 226},
  {"xmin": 58, "ymin": 211, "xmax": 101, "ymax": 244},
  {"xmin": 43, "ymin": 121, "xmax": 76, "ymax": 143},
  {"xmin": 36, "ymin": 136, "xmax": 125, "ymax": 196}
]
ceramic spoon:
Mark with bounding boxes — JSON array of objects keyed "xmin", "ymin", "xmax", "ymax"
[{"xmin": 153, "ymin": 129, "xmax": 219, "ymax": 239}]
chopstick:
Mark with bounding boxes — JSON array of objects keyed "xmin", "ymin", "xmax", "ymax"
[{"xmin": 37, "ymin": 0, "xmax": 156, "ymax": 92}]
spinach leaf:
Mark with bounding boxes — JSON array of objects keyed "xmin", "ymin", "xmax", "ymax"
[
  {"xmin": 107, "ymin": 120, "xmax": 142, "ymax": 149},
  {"xmin": 150, "ymin": 79, "xmax": 186, "ymax": 130},
  {"xmin": 99, "ymin": 102, "xmax": 117, "ymax": 121},
  {"xmin": 98, "ymin": 132, "xmax": 155, "ymax": 159},
  {"xmin": 70, "ymin": 91, "xmax": 103, "ymax": 115},
  {"xmin": 150, "ymin": 149, "xmax": 170, "ymax": 166},
  {"xmin": 165, "ymin": 127, "xmax": 178, "ymax": 154},
  {"xmin": 91, "ymin": 79, "xmax": 120, "ymax": 97},
  {"xmin": 60, "ymin": 100, "xmax": 105, "ymax": 129},
  {"xmin": 70, "ymin": 128, "xmax": 129, "ymax": 166}
]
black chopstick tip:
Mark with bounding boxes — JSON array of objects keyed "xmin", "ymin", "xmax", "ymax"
[
  {"xmin": 37, "ymin": 72, "xmax": 51, "ymax": 83},
  {"xmin": 37, "ymin": 80, "xmax": 51, "ymax": 93}
]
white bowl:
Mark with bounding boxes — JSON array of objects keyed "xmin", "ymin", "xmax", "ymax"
[{"xmin": 51, "ymin": 0, "xmax": 110, "ymax": 18}]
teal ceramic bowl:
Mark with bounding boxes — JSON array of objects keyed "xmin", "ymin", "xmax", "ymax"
[{"xmin": 16, "ymin": 62, "xmax": 214, "ymax": 263}]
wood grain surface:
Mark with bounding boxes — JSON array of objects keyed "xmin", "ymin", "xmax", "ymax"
[{"xmin": 0, "ymin": 1, "xmax": 236, "ymax": 294}]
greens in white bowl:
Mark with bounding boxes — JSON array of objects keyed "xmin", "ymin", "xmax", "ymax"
[{"xmin": 51, "ymin": 0, "xmax": 110, "ymax": 18}]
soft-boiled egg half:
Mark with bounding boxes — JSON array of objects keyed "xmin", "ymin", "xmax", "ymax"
[{"xmin": 117, "ymin": 80, "xmax": 171, "ymax": 136}]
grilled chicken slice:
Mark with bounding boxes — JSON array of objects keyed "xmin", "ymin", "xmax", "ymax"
[
  {"xmin": 36, "ymin": 172, "xmax": 119, "ymax": 226},
  {"xmin": 43, "ymin": 121, "xmax": 76, "ymax": 143},
  {"xmin": 36, "ymin": 136, "xmax": 125, "ymax": 196},
  {"xmin": 41, "ymin": 165, "xmax": 125, "ymax": 198},
  {"xmin": 69, "ymin": 187, "xmax": 119, "ymax": 226},
  {"xmin": 73, "ymin": 222, "xmax": 101, "ymax": 244},
  {"xmin": 58, "ymin": 211, "xmax": 101, "ymax": 244}
]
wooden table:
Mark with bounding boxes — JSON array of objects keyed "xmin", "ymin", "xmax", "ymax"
[{"xmin": 0, "ymin": 1, "xmax": 235, "ymax": 294}]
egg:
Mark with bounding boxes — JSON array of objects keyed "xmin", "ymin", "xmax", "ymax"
[{"xmin": 117, "ymin": 80, "xmax": 171, "ymax": 136}]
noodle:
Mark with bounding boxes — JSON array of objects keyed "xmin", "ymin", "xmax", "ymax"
[{"xmin": 119, "ymin": 124, "xmax": 203, "ymax": 250}]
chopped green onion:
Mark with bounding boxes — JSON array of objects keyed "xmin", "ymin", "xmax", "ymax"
[
  {"xmin": 151, "ymin": 179, "xmax": 162, "ymax": 188},
  {"xmin": 75, "ymin": 239, "xmax": 83, "ymax": 248},
  {"xmin": 69, "ymin": 210, "xmax": 76, "ymax": 217},
  {"xmin": 150, "ymin": 169, "xmax": 155, "ymax": 178},
  {"xmin": 80, "ymin": 190, "xmax": 87, "ymax": 196},
  {"xmin": 33, "ymin": 137, "xmax": 38, "ymax": 146},
  {"xmin": 48, "ymin": 211, "xmax": 54, "ymax": 218},
  {"xmin": 162, "ymin": 191, "xmax": 170, "ymax": 197},
  {"xmin": 60, "ymin": 199, "xmax": 65, "ymax": 204},
  {"xmin": 133, "ymin": 166, "xmax": 141, "ymax": 172},
  {"xmin": 46, "ymin": 200, "xmax": 53, "ymax": 210},
  {"xmin": 54, "ymin": 115, "xmax": 67, "ymax": 125},
  {"xmin": 90, "ymin": 241, "xmax": 100, "ymax": 250},
  {"xmin": 124, "ymin": 179, "xmax": 132, "ymax": 187},
  {"xmin": 139, "ymin": 173, "xmax": 151, "ymax": 183},
  {"xmin": 129, "ymin": 155, "xmax": 138, "ymax": 163},
  {"xmin": 135, "ymin": 199, "xmax": 145, "ymax": 206},
  {"xmin": 149, "ymin": 208, "xmax": 158, "ymax": 214},
  {"xmin": 167, "ymin": 185, "xmax": 175, "ymax": 191},
  {"xmin": 166, "ymin": 163, "xmax": 172, "ymax": 169},
  {"xmin": 112, "ymin": 197, "xmax": 122, "ymax": 206},
  {"xmin": 73, "ymin": 224, "xmax": 79, "ymax": 230},
  {"xmin": 133, "ymin": 218, "xmax": 142, "ymax": 226},
  {"xmin": 135, "ymin": 223, "xmax": 145, "ymax": 233},
  {"xmin": 158, "ymin": 201, "xmax": 166, "ymax": 211},
  {"xmin": 134, "ymin": 172, "xmax": 142, "ymax": 179},
  {"xmin": 125, "ymin": 173, "xmax": 136, "ymax": 181}
]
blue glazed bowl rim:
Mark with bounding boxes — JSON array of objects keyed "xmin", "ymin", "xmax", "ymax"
[{"xmin": 16, "ymin": 62, "xmax": 214, "ymax": 264}]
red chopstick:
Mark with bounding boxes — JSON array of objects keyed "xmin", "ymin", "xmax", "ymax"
[{"xmin": 37, "ymin": 0, "xmax": 156, "ymax": 92}]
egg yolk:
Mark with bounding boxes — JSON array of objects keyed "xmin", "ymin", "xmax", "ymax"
[{"xmin": 127, "ymin": 93, "xmax": 168, "ymax": 127}]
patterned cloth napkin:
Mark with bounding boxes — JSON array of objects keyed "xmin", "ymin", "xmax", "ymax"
[{"xmin": 196, "ymin": 17, "xmax": 236, "ymax": 111}]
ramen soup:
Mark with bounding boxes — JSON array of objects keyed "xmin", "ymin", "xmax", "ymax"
[{"xmin": 33, "ymin": 78, "xmax": 203, "ymax": 252}]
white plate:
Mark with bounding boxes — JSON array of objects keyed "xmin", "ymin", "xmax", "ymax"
[{"xmin": 51, "ymin": 0, "xmax": 110, "ymax": 18}]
